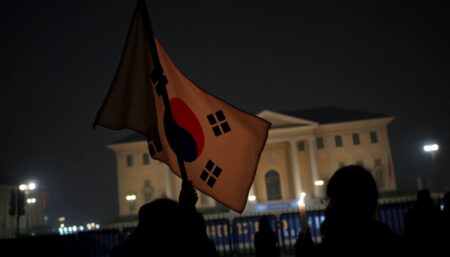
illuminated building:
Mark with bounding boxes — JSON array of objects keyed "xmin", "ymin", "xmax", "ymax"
[{"xmin": 109, "ymin": 107, "xmax": 396, "ymax": 216}]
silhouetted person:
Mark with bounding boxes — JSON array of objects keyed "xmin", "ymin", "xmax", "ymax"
[
  {"xmin": 440, "ymin": 191, "xmax": 450, "ymax": 221},
  {"xmin": 111, "ymin": 181, "xmax": 218, "ymax": 257},
  {"xmin": 295, "ymin": 165, "xmax": 399, "ymax": 257},
  {"xmin": 254, "ymin": 216, "xmax": 280, "ymax": 257},
  {"xmin": 404, "ymin": 189, "xmax": 442, "ymax": 255},
  {"xmin": 111, "ymin": 198, "xmax": 185, "ymax": 256},
  {"xmin": 440, "ymin": 192, "xmax": 450, "ymax": 247}
]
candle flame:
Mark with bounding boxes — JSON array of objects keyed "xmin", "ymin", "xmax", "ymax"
[{"xmin": 298, "ymin": 192, "xmax": 306, "ymax": 206}]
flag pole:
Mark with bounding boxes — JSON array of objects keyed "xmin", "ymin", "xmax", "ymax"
[{"xmin": 138, "ymin": 0, "xmax": 189, "ymax": 183}]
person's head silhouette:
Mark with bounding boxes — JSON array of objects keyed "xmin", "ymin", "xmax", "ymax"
[
  {"xmin": 258, "ymin": 216, "xmax": 272, "ymax": 232},
  {"xmin": 325, "ymin": 165, "xmax": 378, "ymax": 221},
  {"xmin": 416, "ymin": 189, "xmax": 434, "ymax": 206},
  {"xmin": 296, "ymin": 165, "xmax": 399, "ymax": 256},
  {"xmin": 135, "ymin": 198, "xmax": 182, "ymax": 238}
]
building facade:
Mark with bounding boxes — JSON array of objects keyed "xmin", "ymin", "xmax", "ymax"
[{"xmin": 109, "ymin": 107, "xmax": 396, "ymax": 216}]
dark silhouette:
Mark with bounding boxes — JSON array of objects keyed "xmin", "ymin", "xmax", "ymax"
[
  {"xmin": 111, "ymin": 181, "xmax": 218, "ymax": 257},
  {"xmin": 440, "ymin": 192, "xmax": 450, "ymax": 245},
  {"xmin": 110, "ymin": 198, "xmax": 185, "ymax": 256},
  {"xmin": 254, "ymin": 216, "xmax": 280, "ymax": 257},
  {"xmin": 403, "ymin": 189, "xmax": 442, "ymax": 255},
  {"xmin": 294, "ymin": 165, "xmax": 399, "ymax": 257}
]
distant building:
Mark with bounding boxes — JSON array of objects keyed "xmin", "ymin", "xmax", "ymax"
[
  {"xmin": 0, "ymin": 179, "xmax": 47, "ymax": 234},
  {"xmin": 109, "ymin": 107, "xmax": 396, "ymax": 216}
]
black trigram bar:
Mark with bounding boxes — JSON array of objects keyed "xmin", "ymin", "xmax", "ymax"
[
  {"xmin": 200, "ymin": 160, "xmax": 223, "ymax": 188},
  {"xmin": 206, "ymin": 110, "xmax": 231, "ymax": 137}
]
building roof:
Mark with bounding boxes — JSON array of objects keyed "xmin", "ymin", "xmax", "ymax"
[
  {"xmin": 281, "ymin": 107, "xmax": 391, "ymax": 124},
  {"xmin": 110, "ymin": 133, "xmax": 147, "ymax": 145}
]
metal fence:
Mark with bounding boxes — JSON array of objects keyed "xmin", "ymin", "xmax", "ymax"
[{"xmin": 0, "ymin": 200, "xmax": 415, "ymax": 257}]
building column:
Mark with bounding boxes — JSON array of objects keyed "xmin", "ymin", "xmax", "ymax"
[
  {"xmin": 249, "ymin": 184, "xmax": 256, "ymax": 201},
  {"xmin": 208, "ymin": 191, "xmax": 216, "ymax": 207},
  {"xmin": 308, "ymin": 137, "xmax": 321, "ymax": 198},
  {"xmin": 164, "ymin": 166, "xmax": 174, "ymax": 199},
  {"xmin": 289, "ymin": 140, "xmax": 302, "ymax": 199}
]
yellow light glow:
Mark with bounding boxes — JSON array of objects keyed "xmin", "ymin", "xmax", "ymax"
[
  {"xmin": 125, "ymin": 194, "xmax": 137, "ymax": 201},
  {"xmin": 314, "ymin": 180, "xmax": 324, "ymax": 186}
]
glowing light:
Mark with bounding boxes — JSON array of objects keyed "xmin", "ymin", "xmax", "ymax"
[
  {"xmin": 298, "ymin": 192, "xmax": 308, "ymax": 229},
  {"xmin": 423, "ymin": 144, "xmax": 439, "ymax": 152},
  {"xmin": 28, "ymin": 182, "xmax": 37, "ymax": 191},
  {"xmin": 314, "ymin": 180, "xmax": 324, "ymax": 186},
  {"xmin": 19, "ymin": 184, "xmax": 28, "ymax": 191},
  {"xmin": 126, "ymin": 194, "xmax": 137, "ymax": 201},
  {"xmin": 248, "ymin": 195, "xmax": 256, "ymax": 202},
  {"xmin": 27, "ymin": 198, "xmax": 36, "ymax": 204},
  {"xmin": 297, "ymin": 192, "xmax": 306, "ymax": 207}
]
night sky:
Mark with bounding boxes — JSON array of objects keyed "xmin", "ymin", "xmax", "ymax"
[{"xmin": 1, "ymin": 0, "xmax": 449, "ymax": 226}]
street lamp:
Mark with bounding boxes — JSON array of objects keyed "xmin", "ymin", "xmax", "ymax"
[
  {"xmin": 18, "ymin": 182, "xmax": 37, "ymax": 231},
  {"xmin": 423, "ymin": 144, "xmax": 439, "ymax": 153},
  {"xmin": 19, "ymin": 184, "xmax": 28, "ymax": 191},
  {"xmin": 423, "ymin": 143, "xmax": 439, "ymax": 192},
  {"xmin": 19, "ymin": 182, "xmax": 37, "ymax": 192},
  {"xmin": 27, "ymin": 198, "xmax": 36, "ymax": 204},
  {"xmin": 28, "ymin": 182, "xmax": 36, "ymax": 191},
  {"xmin": 314, "ymin": 180, "xmax": 325, "ymax": 199},
  {"xmin": 126, "ymin": 194, "xmax": 137, "ymax": 212},
  {"xmin": 125, "ymin": 194, "xmax": 137, "ymax": 201}
]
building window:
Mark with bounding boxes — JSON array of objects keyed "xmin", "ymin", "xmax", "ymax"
[
  {"xmin": 356, "ymin": 160, "xmax": 364, "ymax": 167},
  {"xmin": 373, "ymin": 167, "xmax": 385, "ymax": 189},
  {"xmin": 352, "ymin": 133, "xmax": 360, "ymax": 145},
  {"xmin": 374, "ymin": 158, "xmax": 382, "ymax": 166},
  {"xmin": 265, "ymin": 170, "xmax": 282, "ymax": 201},
  {"xmin": 126, "ymin": 155, "xmax": 133, "ymax": 167},
  {"xmin": 335, "ymin": 135, "xmax": 343, "ymax": 147},
  {"xmin": 125, "ymin": 194, "xmax": 137, "ymax": 212},
  {"xmin": 370, "ymin": 131, "xmax": 378, "ymax": 144},
  {"xmin": 297, "ymin": 141, "xmax": 305, "ymax": 151},
  {"xmin": 338, "ymin": 162, "xmax": 345, "ymax": 168},
  {"xmin": 316, "ymin": 137, "xmax": 324, "ymax": 149},
  {"xmin": 143, "ymin": 180, "xmax": 153, "ymax": 203},
  {"xmin": 143, "ymin": 153, "xmax": 150, "ymax": 165}
]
